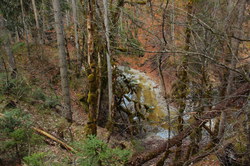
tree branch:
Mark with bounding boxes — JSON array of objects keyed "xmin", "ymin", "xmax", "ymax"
[{"xmin": 126, "ymin": 83, "xmax": 250, "ymax": 166}]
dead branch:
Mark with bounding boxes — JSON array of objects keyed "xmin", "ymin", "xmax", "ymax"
[
  {"xmin": 32, "ymin": 127, "xmax": 76, "ymax": 153},
  {"xmin": 126, "ymin": 83, "xmax": 250, "ymax": 166}
]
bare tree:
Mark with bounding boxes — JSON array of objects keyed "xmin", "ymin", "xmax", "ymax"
[
  {"xmin": 218, "ymin": 0, "xmax": 248, "ymax": 140},
  {"xmin": 52, "ymin": 0, "xmax": 73, "ymax": 122},
  {"xmin": 71, "ymin": 0, "xmax": 81, "ymax": 75},
  {"xmin": 0, "ymin": 15, "xmax": 17, "ymax": 78},
  {"xmin": 102, "ymin": 0, "xmax": 113, "ymax": 131},
  {"xmin": 31, "ymin": 0, "xmax": 43, "ymax": 44},
  {"xmin": 20, "ymin": 0, "xmax": 31, "ymax": 57}
]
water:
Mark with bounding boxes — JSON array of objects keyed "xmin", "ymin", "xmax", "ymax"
[{"xmin": 118, "ymin": 66, "xmax": 176, "ymax": 139}]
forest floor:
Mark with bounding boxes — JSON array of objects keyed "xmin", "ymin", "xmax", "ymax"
[{"xmin": 0, "ymin": 41, "xmax": 223, "ymax": 165}]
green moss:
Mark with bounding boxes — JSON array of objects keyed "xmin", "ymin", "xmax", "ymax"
[
  {"xmin": 87, "ymin": 93, "xmax": 97, "ymax": 103},
  {"xmin": 88, "ymin": 74, "xmax": 95, "ymax": 82},
  {"xmin": 89, "ymin": 63, "xmax": 96, "ymax": 69}
]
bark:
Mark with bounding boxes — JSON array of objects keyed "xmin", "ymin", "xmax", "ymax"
[
  {"xmin": 158, "ymin": 55, "xmax": 167, "ymax": 99},
  {"xmin": 65, "ymin": 0, "xmax": 70, "ymax": 27},
  {"xmin": 218, "ymin": 0, "xmax": 247, "ymax": 139},
  {"xmin": 0, "ymin": 16, "xmax": 17, "ymax": 78},
  {"xmin": 103, "ymin": 0, "xmax": 113, "ymax": 130},
  {"xmin": 156, "ymin": 149, "xmax": 171, "ymax": 166},
  {"xmin": 173, "ymin": 1, "xmax": 192, "ymax": 163},
  {"xmin": 5, "ymin": 33, "xmax": 17, "ymax": 78},
  {"xmin": 246, "ymin": 95, "xmax": 250, "ymax": 162},
  {"xmin": 41, "ymin": 0, "xmax": 46, "ymax": 43},
  {"xmin": 127, "ymin": 83, "xmax": 250, "ymax": 166},
  {"xmin": 20, "ymin": 0, "xmax": 31, "ymax": 57},
  {"xmin": 71, "ymin": 0, "xmax": 81, "ymax": 75},
  {"xmin": 15, "ymin": 26, "xmax": 20, "ymax": 42},
  {"xmin": 86, "ymin": 0, "xmax": 98, "ymax": 136},
  {"xmin": 110, "ymin": 0, "xmax": 125, "ymax": 44},
  {"xmin": 97, "ymin": 53, "xmax": 102, "ymax": 124},
  {"xmin": 64, "ymin": 36, "xmax": 71, "ymax": 69},
  {"xmin": 170, "ymin": 0, "xmax": 175, "ymax": 44},
  {"xmin": 52, "ymin": 0, "xmax": 73, "ymax": 122},
  {"xmin": 31, "ymin": 0, "xmax": 42, "ymax": 44}
]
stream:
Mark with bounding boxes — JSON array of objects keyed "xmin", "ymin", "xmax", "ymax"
[{"xmin": 118, "ymin": 66, "xmax": 177, "ymax": 139}]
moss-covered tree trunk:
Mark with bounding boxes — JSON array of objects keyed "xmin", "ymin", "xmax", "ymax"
[
  {"xmin": 173, "ymin": 1, "xmax": 192, "ymax": 163},
  {"xmin": 85, "ymin": 0, "xmax": 98, "ymax": 136}
]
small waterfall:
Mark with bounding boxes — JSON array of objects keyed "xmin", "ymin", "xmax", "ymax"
[{"xmin": 118, "ymin": 66, "xmax": 176, "ymax": 139}]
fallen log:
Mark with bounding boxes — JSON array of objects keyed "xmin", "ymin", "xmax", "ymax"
[
  {"xmin": 32, "ymin": 127, "xmax": 76, "ymax": 153},
  {"xmin": 0, "ymin": 113, "xmax": 76, "ymax": 153},
  {"xmin": 127, "ymin": 83, "xmax": 250, "ymax": 166}
]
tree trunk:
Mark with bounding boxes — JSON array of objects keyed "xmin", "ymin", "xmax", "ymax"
[
  {"xmin": 20, "ymin": 0, "xmax": 31, "ymax": 58},
  {"xmin": 103, "ymin": 0, "xmax": 113, "ymax": 132},
  {"xmin": 15, "ymin": 26, "xmax": 20, "ymax": 43},
  {"xmin": 127, "ymin": 83, "xmax": 250, "ymax": 166},
  {"xmin": 71, "ymin": 0, "xmax": 81, "ymax": 76},
  {"xmin": 0, "ymin": 16, "xmax": 17, "ymax": 78},
  {"xmin": 52, "ymin": 0, "xmax": 73, "ymax": 122},
  {"xmin": 86, "ymin": 0, "xmax": 98, "ymax": 136},
  {"xmin": 173, "ymin": 1, "xmax": 192, "ymax": 163},
  {"xmin": 218, "ymin": 0, "xmax": 247, "ymax": 140},
  {"xmin": 65, "ymin": 0, "xmax": 70, "ymax": 27},
  {"xmin": 31, "ymin": 0, "xmax": 42, "ymax": 44},
  {"xmin": 41, "ymin": 0, "xmax": 46, "ymax": 43},
  {"xmin": 246, "ymin": 95, "xmax": 250, "ymax": 162},
  {"xmin": 170, "ymin": 0, "xmax": 175, "ymax": 44},
  {"xmin": 5, "ymin": 33, "xmax": 17, "ymax": 78}
]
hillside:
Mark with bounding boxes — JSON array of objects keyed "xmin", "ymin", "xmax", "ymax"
[{"xmin": 0, "ymin": 0, "xmax": 250, "ymax": 166}]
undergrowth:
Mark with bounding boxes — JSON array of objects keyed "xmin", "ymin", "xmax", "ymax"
[{"xmin": 74, "ymin": 135, "xmax": 131, "ymax": 166}]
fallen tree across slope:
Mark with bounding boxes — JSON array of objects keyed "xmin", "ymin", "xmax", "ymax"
[{"xmin": 127, "ymin": 83, "xmax": 250, "ymax": 166}]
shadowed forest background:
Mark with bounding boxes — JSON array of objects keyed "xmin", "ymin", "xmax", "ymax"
[{"xmin": 0, "ymin": 0, "xmax": 250, "ymax": 165}]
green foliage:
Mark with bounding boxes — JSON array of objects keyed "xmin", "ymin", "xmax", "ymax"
[
  {"xmin": 0, "ymin": 0, "xmax": 36, "ymax": 31},
  {"xmin": 0, "ymin": 109, "xmax": 43, "ymax": 160},
  {"xmin": 23, "ymin": 152, "xmax": 47, "ymax": 166},
  {"xmin": 43, "ymin": 95, "xmax": 60, "ymax": 108},
  {"xmin": 31, "ymin": 88, "xmax": 60, "ymax": 109},
  {"xmin": 74, "ymin": 135, "xmax": 131, "ymax": 166},
  {"xmin": 12, "ymin": 42, "xmax": 26, "ymax": 53},
  {"xmin": 0, "ymin": 76, "xmax": 31, "ymax": 100},
  {"xmin": 32, "ymin": 88, "xmax": 47, "ymax": 101}
]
